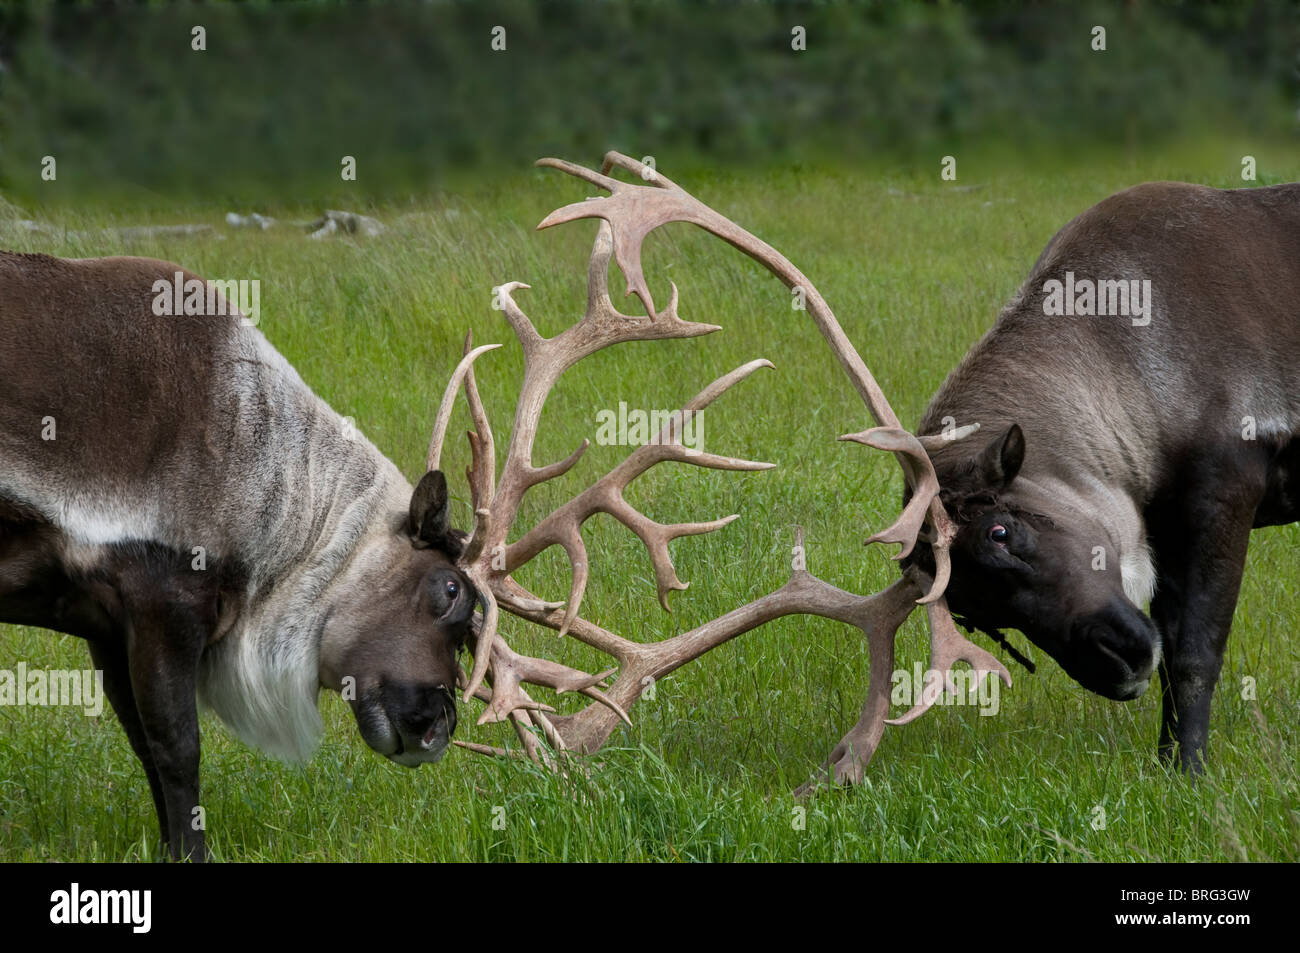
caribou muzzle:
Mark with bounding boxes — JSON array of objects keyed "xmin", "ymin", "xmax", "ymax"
[
  {"xmin": 1058, "ymin": 599, "xmax": 1161, "ymax": 701},
  {"xmin": 358, "ymin": 681, "xmax": 458, "ymax": 766}
]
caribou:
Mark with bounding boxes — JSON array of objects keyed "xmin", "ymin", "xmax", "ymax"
[
  {"xmin": 429, "ymin": 159, "xmax": 1297, "ymax": 783},
  {"xmin": 908, "ymin": 181, "xmax": 1300, "ymax": 772},
  {"xmin": 0, "ymin": 253, "xmax": 478, "ymax": 860}
]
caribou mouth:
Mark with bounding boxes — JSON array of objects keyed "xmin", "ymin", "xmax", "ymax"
[
  {"xmin": 1061, "ymin": 600, "xmax": 1161, "ymax": 701},
  {"xmin": 1099, "ymin": 648, "xmax": 1153, "ymax": 700},
  {"xmin": 369, "ymin": 714, "xmax": 451, "ymax": 766},
  {"xmin": 1066, "ymin": 639, "xmax": 1157, "ymax": 701},
  {"xmin": 351, "ymin": 683, "xmax": 456, "ymax": 765},
  {"xmin": 389, "ymin": 736, "xmax": 450, "ymax": 767}
]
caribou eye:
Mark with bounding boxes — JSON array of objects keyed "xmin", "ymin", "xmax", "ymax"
[
  {"xmin": 988, "ymin": 524, "xmax": 1009, "ymax": 544},
  {"xmin": 428, "ymin": 571, "xmax": 469, "ymax": 621}
]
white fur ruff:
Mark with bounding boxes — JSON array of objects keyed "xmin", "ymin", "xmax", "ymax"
[{"xmin": 197, "ymin": 624, "xmax": 324, "ymax": 762}]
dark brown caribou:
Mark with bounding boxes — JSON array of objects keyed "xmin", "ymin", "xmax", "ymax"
[
  {"xmin": 908, "ymin": 181, "xmax": 1300, "ymax": 772},
  {"xmin": 0, "ymin": 252, "xmax": 481, "ymax": 860}
]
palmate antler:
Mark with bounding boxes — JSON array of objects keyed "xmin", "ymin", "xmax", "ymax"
[{"xmin": 436, "ymin": 152, "xmax": 1011, "ymax": 791}]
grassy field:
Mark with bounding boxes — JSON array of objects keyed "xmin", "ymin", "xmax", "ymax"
[{"xmin": 0, "ymin": 140, "xmax": 1297, "ymax": 861}]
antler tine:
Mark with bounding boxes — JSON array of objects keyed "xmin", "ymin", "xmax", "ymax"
[
  {"xmin": 846, "ymin": 428, "xmax": 934, "ymax": 561},
  {"xmin": 462, "ymin": 566, "xmax": 498, "ymax": 700},
  {"xmin": 454, "ymin": 601, "xmax": 629, "ymax": 732},
  {"xmin": 427, "ymin": 343, "xmax": 502, "ymax": 472},
  {"xmin": 491, "ymin": 573, "xmax": 638, "ymax": 662},
  {"xmin": 600, "ymin": 152, "xmax": 680, "ymax": 190},
  {"xmin": 918, "ymin": 422, "xmax": 981, "ymax": 451},
  {"xmin": 461, "ymin": 331, "xmax": 496, "ymax": 514},
  {"xmin": 473, "ymin": 629, "xmax": 626, "ymax": 726},
  {"xmin": 535, "ymin": 157, "xmax": 626, "ymax": 195},
  {"xmin": 509, "ymin": 709, "xmax": 550, "ymax": 767},
  {"xmin": 884, "ymin": 589, "xmax": 1013, "ymax": 726},
  {"xmin": 452, "ymin": 739, "xmax": 533, "ymax": 762},
  {"xmin": 839, "ymin": 424, "xmax": 974, "ymax": 605},
  {"xmin": 583, "ymin": 220, "xmax": 718, "ymax": 333}
]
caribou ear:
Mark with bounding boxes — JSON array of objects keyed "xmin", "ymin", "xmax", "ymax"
[
  {"xmin": 409, "ymin": 470, "xmax": 453, "ymax": 551},
  {"xmin": 978, "ymin": 424, "xmax": 1025, "ymax": 488}
]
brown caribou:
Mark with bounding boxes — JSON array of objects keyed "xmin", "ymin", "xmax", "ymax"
[
  {"xmin": 438, "ymin": 161, "xmax": 1297, "ymax": 785},
  {"xmin": 908, "ymin": 181, "xmax": 1300, "ymax": 773},
  {"xmin": 0, "ymin": 252, "xmax": 486, "ymax": 859}
]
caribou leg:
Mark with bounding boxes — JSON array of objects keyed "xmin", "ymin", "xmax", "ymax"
[
  {"xmin": 1149, "ymin": 449, "xmax": 1269, "ymax": 773},
  {"xmin": 88, "ymin": 638, "xmax": 171, "ymax": 856},
  {"xmin": 122, "ymin": 612, "xmax": 208, "ymax": 860},
  {"xmin": 111, "ymin": 551, "xmax": 217, "ymax": 862}
]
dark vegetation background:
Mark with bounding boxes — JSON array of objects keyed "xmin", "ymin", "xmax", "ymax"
[{"xmin": 1, "ymin": 0, "xmax": 1297, "ymax": 205}]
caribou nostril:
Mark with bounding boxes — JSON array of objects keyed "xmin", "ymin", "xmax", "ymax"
[
  {"xmin": 417, "ymin": 690, "xmax": 457, "ymax": 746},
  {"xmin": 1090, "ymin": 629, "xmax": 1155, "ymax": 677},
  {"xmin": 1095, "ymin": 640, "xmax": 1129, "ymax": 670}
]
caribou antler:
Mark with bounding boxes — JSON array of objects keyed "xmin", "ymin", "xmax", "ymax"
[
  {"xmin": 430, "ymin": 215, "xmax": 776, "ymax": 724},
  {"xmin": 432, "ymin": 152, "xmax": 1009, "ymax": 789}
]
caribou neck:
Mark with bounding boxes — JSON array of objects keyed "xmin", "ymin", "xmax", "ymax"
[
  {"xmin": 244, "ymin": 417, "xmax": 412, "ymax": 642},
  {"xmin": 195, "ymin": 387, "xmax": 413, "ymax": 761}
]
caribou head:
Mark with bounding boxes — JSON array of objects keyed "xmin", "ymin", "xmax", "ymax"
[
  {"xmin": 909, "ymin": 422, "xmax": 1162, "ymax": 702},
  {"xmin": 316, "ymin": 470, "xmax": 479, "ymax": 765}
]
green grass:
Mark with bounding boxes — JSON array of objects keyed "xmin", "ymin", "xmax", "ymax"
[{"xmin": 1, "ymin": 140, "xmax": 1298, "ymax": 861}]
